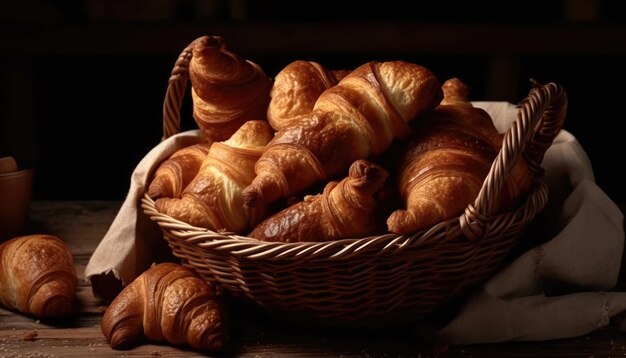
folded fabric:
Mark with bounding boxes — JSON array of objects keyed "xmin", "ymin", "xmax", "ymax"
[
  {"xmin": 84, "ymin": 130, "xmax": 203, "ymax": 301},
  {"xmin": 434, "ymin": 103, "xmax": 625, "ymax": 344}
]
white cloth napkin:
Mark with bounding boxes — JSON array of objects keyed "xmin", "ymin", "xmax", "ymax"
[{"xmin": 84, "ymin": 102, "xmax": 625, "ymax": 343}]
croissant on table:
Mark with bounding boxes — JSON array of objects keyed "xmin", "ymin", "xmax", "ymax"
[
  {"xmin": 101, "ymin": 262, "xmax": 226, "ymax": 352},
  {"xmin": 249, "ymin": 159, "xmax": 391, "ymax": 242},
  {"xmin": 147, "ymin": 143, "xmax": 211, "ymax": 199},
  {"xmin": 243, "ymin": 60, "xmax": 443, "ymax": 208},
  {"xmin": 0, "ymin": 234, "xmax": 78, "ymax": 318},
  {"xmin": 386, "ymin": 78, "xmax": 533, "ymax": 234},
  {"xmin": 267, "ymin": 60, "xmax": 348, "ymax": 131},
  {"xmin": 190, "ymin": 35, "xmax": 272, "ymax": 143},
  {"xmin": 155, "ymin": 120, "xmax": 274, "ymax": 233}
]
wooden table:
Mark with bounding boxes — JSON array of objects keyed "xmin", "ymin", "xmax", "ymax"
[{"xmin": 1, "ymin": 201, "xmax": 625, "ymax": 357}]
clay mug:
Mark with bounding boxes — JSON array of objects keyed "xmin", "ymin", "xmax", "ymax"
[{"xmin": 0, "ymin": 156, "xmax": 33, "ymax": 241}]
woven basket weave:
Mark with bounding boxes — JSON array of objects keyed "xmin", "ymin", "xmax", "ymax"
[{"xmin": 141, "ymin": 39, "xmax": 568, "ymax": 326}]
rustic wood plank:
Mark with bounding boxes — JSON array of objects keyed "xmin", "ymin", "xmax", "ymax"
[
  {"xmin": 27, "ymin": 201, "xmax": 120, "ymax": 255},
  {"xmin": 2, "ymin": 312, "xmax": 626, "ymax": 358},
  {"xmin": 0, "ymin": 327, "xmax": 211, "ymax": 358}
]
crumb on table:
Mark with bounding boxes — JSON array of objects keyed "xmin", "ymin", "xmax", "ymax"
[{"xmin": 22, "ymin": 330, "xmax": 38, "ymax": 341}]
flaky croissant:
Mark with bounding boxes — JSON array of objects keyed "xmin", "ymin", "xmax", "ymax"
[
  {"xmin": 267, "ymin": 60, "xmax": 346, "ymax": 131},
  {"xmin": 0, "ymin": 234, "xmax": 77, "ymax": 318},
  {"xmin": 249, "ymin": 159, "xmax": 390, "ymax": 242},
  {"xmin": 147, "ymin": 143, "xmax": 211, "ymax": 199},
  {"xmin": 243, "ymin": 60, "xmax": 442, "ymax": 208},
  {"xmin": 386, "ymin": 78, "xmax": 533, "ymax": 234},
  {"xmin": 190, "ymin": 35, "xmax": 272, "ymax": 143},
  {"xmin": 155, "ymin": 120, "xmax": 273, "ymax": 233},
  {"xmin": 101, "ymin": 262, "xmax": 226, "ymax": 352}
]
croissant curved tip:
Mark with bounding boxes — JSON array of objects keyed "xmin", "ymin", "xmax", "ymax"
[
  {"xmin": 35, "ymin": 296, "xmax": 74, "ymax": 318},
  {"xmin": 109, "ymin": 333, "xmax": 137, "ymax": 350},
  {"xmin": 353, "ymin": 159, "xmax": 388, "ymax": 179},
  {"xmin": 197, "ymin": 330, "xmax": 228, "ymax": 352},
  {"xmin": 195, "ymin": 35, "xmax": 225, "ymax": 50},
  {"xmin": 146, "ymin": 186, "xmax": 163, "ymax": 200},
  {"xmin": 387, "ymin": 209, "xmax": 418, "ymax": 235},
  {"xmin": 349, "ymin": 160, "xmax": 389, "ymax": 192},
  {"xmin": 441, "ymin": 78, "xmax": 470, "ymax": 105}
]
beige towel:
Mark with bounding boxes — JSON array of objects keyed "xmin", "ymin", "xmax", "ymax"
[
  {"xmin": 84, "ymin": 102, "xmax": 625, "ymax": 343},
  {"xmin": 433, "ymin": 102, "xmax": 625, "ymax": 344},
  {"xmin": 84, "ymin": 131, "xmax": 202, "ymax": 300}
]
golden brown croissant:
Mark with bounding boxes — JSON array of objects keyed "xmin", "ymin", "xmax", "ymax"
[
  {"xmin": 155, "ymin": 120, "xmax": 274, "ymax": 233},
  {"xmin": 243, "ymin": 60, "xmax": 442, "ymax": 208},
  {"xmin": 147, "ymin": 143, "xmax": 211, "ymax": 199},
  {"xmin": 0, "ymin": 234, "xmax": 77, "ymax": 318},
  {"xmin": 101, "ymin": 262, "xmax": 226, "ymax": 352},
  {"xmin": 190, "ymin": 35, "xmax": 272, "ymax": 143},
  {"xmin": 267, "ymin": 60, "xmax": 346, "ymax": 131},
  {"xmin": 386, "ymin": 78, "xmax": 533, "ymax": 234},
  {"xmin": 249, "ymin": 159, "xmax": 390, "ymax": 242}
]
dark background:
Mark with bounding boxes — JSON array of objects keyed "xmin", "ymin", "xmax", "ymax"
[{"xmin": 1, "ymin": 0, "xmax": 625, "ymax": 205}]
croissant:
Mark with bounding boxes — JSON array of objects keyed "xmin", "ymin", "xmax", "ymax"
[
  {"xmin": 0, "ymin": 234, "xmax": 77, "ymax": 318},
  {"xmin": 101, "ymin": 262, "xmax": 226, "ymax": 352},
  {"xmin": 190, "ymin": 35, "xmax": 272, "ymax": 143},
  {"xmin": 249, "ymin": 159, "xmax": 390, "ymax": 242},
  {"xmin": 155, "ymin": 120, "xmax": 273, "ymax": 233},
  {"xmin": 147, "ymin": 143, "xmax": 211, "ymax": 199},
  {"xmin": 267, "ymin": 60, "xmax": 346, "ymax": 131},
  {"xmin": 243, "ymin": 60, "xmax": 443, "ymax": 208},
  {"xmin": 386, "ymin": 78, "xmax": 533, "ymax": 234}
]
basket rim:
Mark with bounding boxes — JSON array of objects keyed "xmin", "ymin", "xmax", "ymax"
[{"xmin": 141, "ymin": 175, "xmax": 548, "ymax": 261}]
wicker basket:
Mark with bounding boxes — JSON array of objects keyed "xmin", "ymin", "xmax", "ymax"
[{"xmin": 141, "ymin": 39, "xmax": 568, "ymax": 326}]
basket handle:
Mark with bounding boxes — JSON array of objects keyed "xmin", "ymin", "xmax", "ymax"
[
  {"xmin": 161, "ymin": 38, "xmax": 203, "ymax": 141},
  {"xmin": 460, "ymin": 80, "xmax": 568, "ymax": 240}
]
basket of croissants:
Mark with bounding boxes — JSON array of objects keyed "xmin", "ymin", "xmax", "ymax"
[{"xmin": 140, "ymin": 35, "xmax": 567, "ymax": 326}]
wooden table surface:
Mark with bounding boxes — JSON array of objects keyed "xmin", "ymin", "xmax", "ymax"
[{"xmin": 1, "ymin": 200, "xmax": 625, "ymax": 358}]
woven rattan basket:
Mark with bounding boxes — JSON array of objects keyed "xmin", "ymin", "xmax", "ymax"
[{"xmin": 141, "ymin": 39, "xmax": 568, "ymax": 326}]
